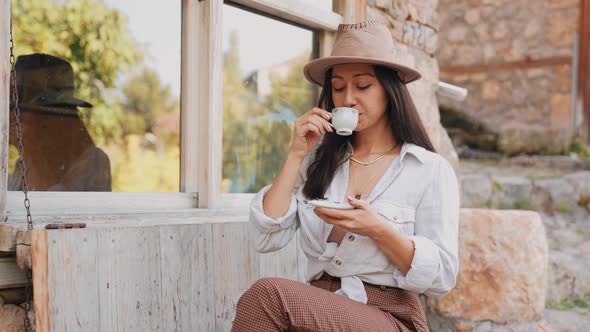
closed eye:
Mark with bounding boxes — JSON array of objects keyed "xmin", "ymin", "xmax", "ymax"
[{"xmin": 333, "ymin": 85, "xmax": 371, "ymax": 92}]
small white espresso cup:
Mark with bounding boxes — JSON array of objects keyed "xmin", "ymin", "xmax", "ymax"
[{"xmin": 331, "ymin": 107, "xmax": 359, "ymax": 136}]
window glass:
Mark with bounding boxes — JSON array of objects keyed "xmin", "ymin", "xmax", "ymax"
[
  {"xmin": 8, "ymin": 0, "xmax": 181, "ymax": 192},
  {"xmin": 221, "ymin": 4, "xmax": 316, "ymax": 193}
]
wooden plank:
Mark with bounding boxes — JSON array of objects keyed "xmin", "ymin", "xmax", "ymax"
[
  {"xmin": 180, "ymin": 0, "xmax": 200, "ymax": 195},
  {"xmin": 109, "ymin": 227, "xmax": 163, "ymax": 331},
  {"xmin": 96, "ymin": 227, "xmax": 115, "ymax": 332},
  {"xmin": 32, "ymin": 230, "xmax": 49, "ymax": 332},
  {"xmin": 333, "ymin": 0, "xmax": 367, "ymax": 24},
  {"xmin": 0, "ymin": 0, "xmax": 10, "ymax": 219},
  {"xmin": 440, "ymin": 56, "xmax": 572, "ymax": 75},
  {"xmin": 160, "ymin": 224, "xmax": 215, "ymax": 331},
  {"xmin": 229, "ymin": 0, "xmax": 341, "ymax": 31},
  {"xmin": 46, "ymin": 229, "xmax": 99, "ymax": 331},
  {"xmin": 212, "ymin": 222, "xmax": 258, "ymax": 332},
  {"xmin": 6, "ymin": 192, "xmax": 198, "ymax": 217},
  {"xmin": 580, "ymin": 0, "xmax": 590, "ymax": 142},
  {"xmin": 0, "ymin": 223, "xmax": 18, "ymax": 252},
  {"xmin": 16, "ymin": 230, "xmax": 31, "ymax": 270},
  {"xmin": 195, "ymin": 0, "xmax": 223, "ymax": 208},
  {"xmin": 182, "ymin": 0, "xmax": 224, "ymax": 207},
  {"xmin": 0, "ymin": 257, "xmax": 26, "ymax": 289},
  {"xmin": 0, "ymin": 208, "xmax": 251, "ymax": 252},
  {"xmin": 0, "ymin": 287, "xmax": 25, "ymax": 305}
]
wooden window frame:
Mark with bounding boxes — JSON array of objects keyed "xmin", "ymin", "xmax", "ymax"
[{"xmin": 0, "ymin": 0, "xmax": 359, "ymax": 218}]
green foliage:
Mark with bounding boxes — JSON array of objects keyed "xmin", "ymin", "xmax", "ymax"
[
  {"xmin": 512, "ymin": 201, "xmax": 532, "ymax": 210},
  {"xmin": 492, "ymin": 180, "xmax": 503, "ymax": 191},
  {"xmin": 11, "ymin": 0, "xmax": 143, "ymax": 105},
  {"xmin": 578, "ymin": 195, "xmax": 590, "ymax": 213},
  {"xmin": 221, "ymin": 30, "xmax": 314, "ymax": 193},
  {"xmin": 107, "ymin": 135, "xmax": 179, "ymax": 192},
  {"xmin": 9, "ymin": 0, "xmax": 181, "ymax": 192},
  {"xmin": 555, "ymin": 202, "xmax": 575, "ymax": 214},
  {"xmin": 548, "ymin": 297, "xmax": 590, "ymax": 311},
  {"xmin": 568, "ymin": 142, "xmax": 590, "ymax": 157}
]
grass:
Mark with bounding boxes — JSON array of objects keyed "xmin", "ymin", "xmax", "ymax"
[
  {"xmin": 547, "ymin": 298, "xmax": 590, "ymax": 311},
  {"xmin": 512, "ymin": 201, "xmax": 533, "ymax": 210},
  {"xmin": 555, "ymin": 203, "xmax": 575, "ymax": 214},
  {"xmin": 492, "ymin": 180, "xmax": 503, "ymax": 191},
  {"xmin": 569, "ymin": 142, "xmax": 590, "ymax": 157},
  {"xmin": 578, "ymin": 195, "xmax": 590, "ymax": 213}
]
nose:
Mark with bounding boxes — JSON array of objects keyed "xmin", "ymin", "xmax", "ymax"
[{"xmin": 343, "ymin": 85, "xmax": 357, "ymax": 108}]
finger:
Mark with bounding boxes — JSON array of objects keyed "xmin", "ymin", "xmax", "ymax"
[
  {"xmin": 315, "ymin": 207, "xmax": 348, "ymax": 219},
  {"xmin": 346, "ymin": 196, "xmax": 369, "ymax": 209},
  {"xmin": 311, "ymin": 108, "xmax": 332, "ymax": 121},
  {"xmin": 306, "ymin": 117, "xmax": 327, "ymax": 135},
  {"xmin": 309, "ymin": 114, "xmax": 333, "ymax": 133},
  {"xmin": 305, "ymin": 123, "xmax": 322, "ymax": 137}
]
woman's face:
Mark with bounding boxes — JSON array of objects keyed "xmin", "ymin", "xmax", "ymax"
[{"xmin": 330, "ymin": 64, "xmax": 389, "ymax": 133}]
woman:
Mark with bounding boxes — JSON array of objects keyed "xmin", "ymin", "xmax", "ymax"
[{"xmin": 233, "ymin": 20, "xmax": 459, "ymax": 332}]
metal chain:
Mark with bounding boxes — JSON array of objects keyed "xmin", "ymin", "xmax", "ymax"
[{"xmin": 9, "ymin": 18, "xmax": 35, "ymax": 332}]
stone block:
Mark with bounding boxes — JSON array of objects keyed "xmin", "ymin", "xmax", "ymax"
[
  {"xmin": 460, "ymin": 174, "xmax": 492, "ymax": 208},
  {"xmin": 0, "ymin": 304, "xmax": 26, "ymax": 332},
  {"xmin": 490, "ymin": 175, "xmax": 532, "ymax": 209},
  {"xmin": 532, "ymin": 178, "xmax": 578, "ymax": 212},
  {"xmin": 427, "ymin": 209, "xmax": 548, "ymax": 323}
]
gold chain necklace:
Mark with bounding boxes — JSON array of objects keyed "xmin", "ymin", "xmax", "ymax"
[
  {"xmin": 350, "ymin": 143, "xmax": 398, "ymax": 166},
  {"xmin": 349, "ymin": 153, "xmax": 392, "ymax": 199}
]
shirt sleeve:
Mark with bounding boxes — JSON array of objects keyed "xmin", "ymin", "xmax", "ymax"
[
  {"xmin": 249, "ymin": 184, "xmax": 300, "ymax": 253},
  {"xmin": 392, "ymin": 157, "xmax": 460, "ymax": 298}
]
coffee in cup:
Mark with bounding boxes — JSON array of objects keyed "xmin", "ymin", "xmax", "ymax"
[{"xmin": 331, "ymin": 107, "xmax": 359, "ymax": 136}]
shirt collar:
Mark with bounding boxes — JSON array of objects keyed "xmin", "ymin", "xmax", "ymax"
[{"xmin": 399, "ymin": 142, "xmax": 427, "ymax": 164}]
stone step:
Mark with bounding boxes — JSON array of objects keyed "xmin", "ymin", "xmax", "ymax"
[{"xmin": 459, "ymin": 171, "xmax": 590, "ymax": 213}]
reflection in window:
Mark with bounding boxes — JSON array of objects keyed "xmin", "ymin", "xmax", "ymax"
[
  {"xmin": 222, "ymin": 5, "xmax": 316, "ymax": 193},
  {"xmin": 8, "ymin": 0, "xmax": 181, "ymax": 192}
]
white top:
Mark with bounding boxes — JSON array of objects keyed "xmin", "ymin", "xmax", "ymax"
[{"xmin": 249, "ymin": 142, "xmax": 460, "ymax": 303}]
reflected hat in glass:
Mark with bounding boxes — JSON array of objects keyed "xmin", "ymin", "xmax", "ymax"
[
  {"xmin": 14, "ymin": 53, "xmax": 93, "ymax": 113},
  {"xmin": 303, "ymin": 20, "xmax": 421, "ymax": 86}
]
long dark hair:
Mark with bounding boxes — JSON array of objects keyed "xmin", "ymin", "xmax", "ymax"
[{"xmin": 302, "ymin": 65, "xmax": 435, "ymax": 200}]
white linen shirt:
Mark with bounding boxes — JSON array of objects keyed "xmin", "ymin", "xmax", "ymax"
[{"xmin": 249, "ymin": 142, "xmax": 460, "ymax": 303}]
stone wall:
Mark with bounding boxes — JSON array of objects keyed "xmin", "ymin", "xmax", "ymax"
[
  {"xmin": 367, "ymin": 0, "xmax": 459, "ymax": 167},
  {"xmin": 437, "ymin": 0, "xmax": 581, "ymax": 155}
]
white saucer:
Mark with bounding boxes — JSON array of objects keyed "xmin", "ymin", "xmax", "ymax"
[{"xmin": 307, "ymin": 199, "xmax": 354, "ymax": 209}]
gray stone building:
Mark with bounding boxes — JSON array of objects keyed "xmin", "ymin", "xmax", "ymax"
[{"xmin": 437, "ymin": 0, "xmax": 590, "ymax": 155}]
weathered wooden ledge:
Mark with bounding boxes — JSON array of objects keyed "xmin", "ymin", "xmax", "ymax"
[{"xmin": 1, "ymin": 208, "xmax": 251, "ymax": 252}]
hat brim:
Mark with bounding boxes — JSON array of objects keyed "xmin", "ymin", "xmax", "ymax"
[
  {"xmin": 304, "ymin": 56, "xmax": 422, "ymax": 86},
  {"xmin": 32, "ymin": 96, "xmax": 93, "ymax": 108},
  {"xmin": 17, "ymin": 102, "xmax": 81, "ymax": 116}
]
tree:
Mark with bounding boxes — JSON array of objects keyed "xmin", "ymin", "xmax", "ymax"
[
  {"xmin": 221, "ymin": 29, "xmax": 315, "ymax": 193},
  {"xmin": 11, "ymin": 0, "xmax": 143, "ymax": 104},
  {"xmin": 120, "ymin": 67, "xmax": 179, "ymax": 135}
]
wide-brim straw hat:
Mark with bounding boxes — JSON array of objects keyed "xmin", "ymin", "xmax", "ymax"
[{"xmin": 304, "ymin": 20, "xmax": 421, "ymax": 86}]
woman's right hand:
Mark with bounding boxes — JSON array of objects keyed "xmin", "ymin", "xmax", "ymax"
[{"xmin": 289, "ymin": 107, "xmax": 333, "ymax": 159}]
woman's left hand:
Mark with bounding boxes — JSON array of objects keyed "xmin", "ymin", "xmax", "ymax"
[{"xmin": 313, "ymin": 196, "xmax": 387, "ymax": 239}]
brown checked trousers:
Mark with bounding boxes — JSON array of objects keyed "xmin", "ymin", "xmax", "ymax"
[{"xmin": 232, "ymin": 273, "xmax": 429, "ymax": 332}]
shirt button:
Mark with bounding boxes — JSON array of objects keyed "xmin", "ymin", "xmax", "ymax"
[
  {"xmin": 335, "ymin": 260, "xmax": 342, "ymax": 266},
  {"xmin": 393, "ymin": 216, "xmax": 398, "ymax": 221},
  {"xmin": 348, "ymin": 235, "xmax": 355, "ymax": 241}
]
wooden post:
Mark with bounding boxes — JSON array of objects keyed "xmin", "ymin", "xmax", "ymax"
[
  {"xmin": 180, "ymin": 0, "xmax": 223, "ymax": 208},
  {"xmin": 1, "ymin": 0, "xmax": 10, "ymax": 220},
  {"xmin": 31, "ymin": 230, "xmax": 49, "ymax": 332},
  {"xmin": 333, "ymin": 0, "xmax": 367, "ymax": 23},
  {"xmin": 580, "ymin": 0, "xmax": 590, "ymax": 142}
]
